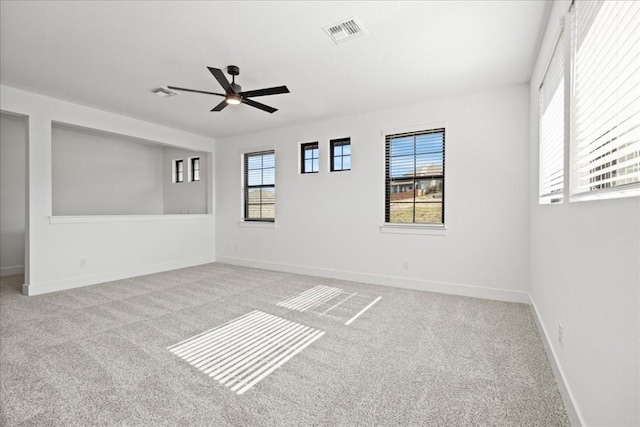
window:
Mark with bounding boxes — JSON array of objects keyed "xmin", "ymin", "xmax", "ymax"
[
  {"xmin": 330, "ymin": 138, "xmax": 351, "ymax": 171},
  {"xmin": 570, "ymin": 0, "xmax": 640, "ymax": 199},
  {"xmin": 539, "ymin": 30, "xmax": 565, "ymax": 204},
  {"xmin": 244, "ymin": 151, "xmax": 275, "ymax": 221},
  {"xmin": 301, "ymin": 142, "xmax": 319, "ymax": 173},
  {"xmin": 385, "ymin": 128, "xmax": 445, "ymax": 225},
  {"xmin": 189, "ymin": 156, "xmax": 200, "ymax": 182},
  {"xmin": 173, "ymin": 159, "xmax": 184, "ymax": 183}
]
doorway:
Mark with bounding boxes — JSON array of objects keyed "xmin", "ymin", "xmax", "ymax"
[{"xmin": 0, "ymin": 112, "xmax": 28, "ymax": 293}]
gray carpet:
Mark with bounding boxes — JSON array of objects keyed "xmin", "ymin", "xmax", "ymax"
[{"xmin": 0, "ymin": 264, "xmax": 569, "ymax": 426}]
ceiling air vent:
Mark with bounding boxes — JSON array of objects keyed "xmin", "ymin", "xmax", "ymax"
[
  {"xmin": 151, "ymin": 86, "xmax": 178, "ymax": 97},
  {"xmin": 323, "ymin": 16, "xmax": 367, "ymax": 45}
]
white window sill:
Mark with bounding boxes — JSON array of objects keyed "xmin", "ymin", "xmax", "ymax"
[
  {"xmin": 238, "ymin": 220, "xmax": 276, "ymax": 229},
  {"xmin": 49, "ymin": 214, "xmax": 213, "ymax": 224},
  {"xmin": 379, "ymin": 224, "xmax": 446, "ymax": 236}
]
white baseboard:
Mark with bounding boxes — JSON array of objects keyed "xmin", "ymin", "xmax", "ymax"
[
  {"xmin": 0, "ymin": 265, "xmax": 24, "ymax": 277},
  {"xmin": 529, "ymin": 295, "xmax": 585, "ymax": 427},
  {"xmin": 23, "ymin": 256, "xmax": 215, "ymax": 296},
  {"xmin": 215, "ymin": 256, "xmax": 530, "ymax": 303}
]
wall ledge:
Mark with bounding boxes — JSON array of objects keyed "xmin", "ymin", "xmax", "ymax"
[{"xmin": 49, "ymin": 214, "xmax": 213, "ymax": 224}]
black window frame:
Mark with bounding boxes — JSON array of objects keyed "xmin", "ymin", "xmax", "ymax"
[
  {"xmin": 300, "ymin": 142, "xmax": 319, "ymax": 174},
  {"xmin": 244, "ymin": 150, "xmax": 275, "ymax": 222},
  {"xmin": 174, "ymin": 159, "xmax": 184, "ymax": 183},
  {"xmin": 385, "ymin": 128, "xmax": 445, "ymax": 225},
  {"xmin": 330, "ymin": 137, "xmax": 351, "ymax": 172},
  {"xmin": 190, "ymin": 156, "xmax": 201, "ymax": 182}
]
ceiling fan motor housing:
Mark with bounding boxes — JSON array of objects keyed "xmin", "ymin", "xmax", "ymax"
[{"xmin": 227, "ymin": 65, "xmax": 241, "ymax": 92}]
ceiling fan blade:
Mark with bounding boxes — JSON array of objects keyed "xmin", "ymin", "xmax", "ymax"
[
  {"xmin": 239, "ymin": 85, "xmax": 290, "ymax": 98},
  {"xmin": 167, "ymin": 86, "xmax": 224, "ymax": 96},
  {"xmin": 211, "ymin": 100, "xmax": 228, "ymax": 112},
  {"xmin": 208, "ymin": 67, "xmax": 235, "ymax": 93},
  {"xmin": 242, "ymin": 98, "xmax": 277, "ymax": 113}
]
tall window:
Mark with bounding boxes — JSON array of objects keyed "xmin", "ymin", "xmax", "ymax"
[
  {"xmin": 301, "ymin": 142, "xmax": 319, "ymax": 174},
  {"xmin": 244, "ymin": 151, "xmax": 275, "ymax": 221},
  {"xmin": 539, "ymin": 30, "xmax": 565, "ymax": 204},
  {"xmin": 385, "ymin": 128, "xmax": 445, "ymax": 225},
  {"xmin": 571, "ymin": 0, "xmax": 640, "ymax": 198},
  {"xmin": 189, "ymin": 157, "xmax": 200, "ymax": 182},
  {"xmin": 330, "ymin": 138, "xmax": 351, "ymax": 171},
  {"xmin": 173, "ymin": 159, "xmax": 184, "ymax": 183}
]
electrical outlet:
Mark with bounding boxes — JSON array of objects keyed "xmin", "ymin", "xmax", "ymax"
[
  {"xmin": 79, "ymin": 259, "xmax": 86, "ymax": 268},
  {"xmin": 402, "ymin": 260, "xmax": 409, "ymax": 269},
  {"xmin": 558, "ymin": 323, "xmax": 563, "ymax": 347}
]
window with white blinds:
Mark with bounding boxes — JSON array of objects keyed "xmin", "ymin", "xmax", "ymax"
[
  {"xmin": 571, "ymin": 0, "xmax": 640, "ymax": 199},
  {"xmin": 539, "ymin": 30, "xmax": 565, "ymax": 204}
]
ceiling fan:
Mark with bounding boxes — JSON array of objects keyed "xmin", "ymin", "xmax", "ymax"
[{"xmin": 168, "ymin": 65, "xmax": 289, "ymax": 114}]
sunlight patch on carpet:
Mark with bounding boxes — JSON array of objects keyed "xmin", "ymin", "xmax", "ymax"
[
  {"xmin": 167, "ymin": 310, "xmax": 324, "ymax": 395},
  {"xmin": 276, "ymin": 285, "xmax": 344, "ymax": 312},
  {"xmin": 344, "ymin": 296, "xmax": 382, "ymax": 325},
  {"xmin": 277, "ymin": 286, "xmax": 382, "ymax": 325}
]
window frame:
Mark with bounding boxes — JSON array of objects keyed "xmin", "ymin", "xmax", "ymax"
[
  {"xmin": 243, "ymin": 150, "xmax": 275, "ymax": 222},
  {"xmin": 384, "ymin": 128, "xmax": 445, "ymax": 226},
  {"xmin": 300, "ymin": 142, "xmax": 319, "ymax": 174},
  {"xmin": 173, "ymin": 159, "xmax": 184, "ymax": 183},
  {"xmin": 188, "ymin": 156, "xmax": 201, "ymax": 182},
  {"xmin": 330, "ymin": 137, "xmax": 351, "ymax": 172},
  {"xmin": 538, "ymin": 28, "xmax": 565, "ymax": 205}
]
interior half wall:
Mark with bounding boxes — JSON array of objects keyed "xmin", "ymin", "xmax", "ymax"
[{"xmin": 0, "ymin": 85, "xmax": 216, "ymax": 295}]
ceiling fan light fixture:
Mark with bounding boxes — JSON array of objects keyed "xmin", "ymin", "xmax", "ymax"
[{"xmin": 226, "ymin": 94, "xmax": 242, "ymax": 105}]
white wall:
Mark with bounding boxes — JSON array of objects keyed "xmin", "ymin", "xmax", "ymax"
[
  {"xmin": 0, "ymin": 113, "xmax": 27, "ymax": 276},
  {"xmin": 216, "ymin": 84, "xmax": 531, "ymax": 302},
  {"xmin": 0, "ymin": 85, "xmax": 216, "ymax": 295},
  {"xmin": 52, "ymin": 124, "xmax": 164, "ymax": 215},
  {"xmin": 529, "ymin": 1, "xmax": 640, "ymax": 425},
  {"xmin": 163, "ymin": 147, "xmax": 208, "ymax": 214}
]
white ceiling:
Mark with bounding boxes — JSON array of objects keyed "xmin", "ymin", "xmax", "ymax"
[{"xmin": 0, "ymin": 1, "xmax": 549, "ymax": 139}]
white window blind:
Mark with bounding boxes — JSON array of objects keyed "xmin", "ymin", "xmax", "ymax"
[
  {"xmin": 539, "ymin": 30, "xmax": 565, "ymax": 204},
  {"xmin": 571, "ymin": 0, "xmax": 640, "ymax": 199}
]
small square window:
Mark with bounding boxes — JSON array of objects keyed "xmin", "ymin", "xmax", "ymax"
[
  {"xmin": 301, "ymin": 142, "xmax": 319, "ymax": 174},
  {"xmin": 330, "ymin": 138, "xmax": 351, "ymax": 172},
  {"xmin": 173, "ymin": 159, "xmax": 184, "ymax": 183}
]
